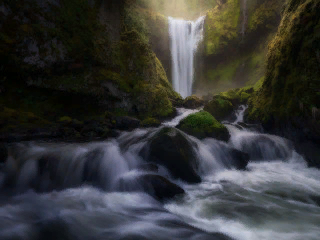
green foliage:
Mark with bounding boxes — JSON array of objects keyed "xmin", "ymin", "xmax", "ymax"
[
  {"xmin": 248, "ymin": 0, "xmax": 320, "ymax": 122},
  {"xmin": 248, "ymin": 0, "xmax": 283, "ymax": 31},
  {"xmin": 205, "ymin": 0, "xmax": 241, "ymax": 55}
]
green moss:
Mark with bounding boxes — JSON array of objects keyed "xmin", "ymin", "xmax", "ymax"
[
  {"xmin": 240, "ymin": 92, "xmax": 250, "ymax": 103},
  {"xmin": 59, "ymin": 116, "xmax": 73, "ymax": 123},
  {"xmin": 135, "ymin": 84, "xmax": 174, "ymax": 118},
  {"xmin": 0, "ymin": 107, "xmax": 51, "ymax": 133},
  {"xmin": 141, "ymin": 117, "xmax": 161, "ymax": 127},
  {"xmin": 253, "ymin": 76, "xmax": 265, "ymax": 91},
  {"xmin": 177, "ymin": 111, "xmax": 229, "ymax": 141}
]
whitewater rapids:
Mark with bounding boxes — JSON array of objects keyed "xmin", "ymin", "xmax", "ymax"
[{"xmin": 0, "ymin": 105, "xmax": 319, "ymax": 240}]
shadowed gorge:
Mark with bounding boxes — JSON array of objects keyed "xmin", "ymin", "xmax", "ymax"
[{"xmin": 0, "ymin": 0, "xmax": 320, "ymax": 239}]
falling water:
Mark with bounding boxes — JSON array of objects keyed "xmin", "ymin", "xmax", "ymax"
[
  {"xmin": 241, "ymin": 0, "xmax": 248, "ymax": 40},
  {"xmin": 169, "ymin": 16, "xmax": 206, "ymax": 98}
]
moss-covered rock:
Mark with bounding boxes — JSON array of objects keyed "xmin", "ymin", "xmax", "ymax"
[
  {"xmin": 177, "ymin": 111, "xmax": 230, "ymax": 141},
  {"xmin": 204, "ymin": 96, "xmax": 234, "ymax": 121},
  {"xmin": 183, "ymin": 95, "xmax": 204, "ymax": 109},
  {"xmin": 140, "ymin": 127, "xmax": 201, "ymax": 183}
]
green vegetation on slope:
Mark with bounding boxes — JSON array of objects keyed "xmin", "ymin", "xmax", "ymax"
[
  {"xmin": 205, "ymin": 0, "xmax": 241, "ymax": 55},
  {"xmin": 195, "ymin": 0, "xmax": 285, "ymax": 96},
  {"xmin": 248, "ymin": 0, "xmax": 320, "ymax": 124},
  {"xmin": 0, "ymin": 0, "xmax": 181, "ymax": 127}
]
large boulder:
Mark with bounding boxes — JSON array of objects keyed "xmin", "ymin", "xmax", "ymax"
[
  {"xmin": 177, "ymin": 111, "xmax": 230, "ymax": 141},
  {"xmin": 183, "ymin": 95, "xmax": 204, "ymax": 109},
  {"xmin": 140, "ymin": 127, "xmax": 201, "ymax": 183},
  {"xmin": 204, "ymin": 96, "xmax": 234, "ymax": 121}
]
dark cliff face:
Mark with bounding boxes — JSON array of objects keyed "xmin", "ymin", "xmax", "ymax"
[
  {"xmin": 0, "ymin": 0, "xmax": 181, "ymax": 127},
  {"xmin": 247, "ymin": 0, "xmax": 320, "ymax": 166}
]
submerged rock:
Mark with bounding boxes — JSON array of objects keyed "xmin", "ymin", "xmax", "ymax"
[
  {"xmin": 138, "ymin": 163, "xmax": 159, "ymax": 172},
  {"xmin": 177, "ymin": 111, "xmax": 230, "ymax": 141},
  {"xmin": 140, "ymin": 127, "xmax": 201, "ymax": 183},
  {"xmin": 183, "ymin": 95, "xmax": 204, "ymax": 109},
  {"xmin": 229, "ymin": 148, "xmax": 250, "ymax": 170},
  {"xmin": 138, "ymin": 174, "xmax": 185, "ymax": 201}
]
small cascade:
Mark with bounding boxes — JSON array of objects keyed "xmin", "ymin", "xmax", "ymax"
[
  {"xmin": 233, "ymin": 104, "xmax": 248, "ymax": 124},
  {"xmin": 162, "ymin": 108, "xmax": 201, "ymax": 127},
  {"xmin": 169, "ymin": 16, "xmax": 206, "ymax": 98},
  {"xmin": 227, "ymin": 124, "xmax": 293, "ymax": 161}
]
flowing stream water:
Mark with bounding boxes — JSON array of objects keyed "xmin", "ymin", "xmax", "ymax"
[
  {"xmin": 0, "ymin": 106, "xmax": 320, "ymax": 240},
  {"xmin": 169, "ymin": 16, "xmax": 205, "ymax": 98}
]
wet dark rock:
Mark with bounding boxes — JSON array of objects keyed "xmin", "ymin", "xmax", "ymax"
[
  {"xmin": 82, "ymin": 148, "xmax": 105, "ymax": 185},
  {"xmin": 115, "ymin": 116, "xmax": 141, "ymax": 130},
  {"xmin": 229, "ymin": 148, "xmax": 250, "ymax": 170},
  {"xmin": 0, "ymin": 144, "xmax": 8, "ymax": 163},
  {"xmin": 138, "ymin": 163, "xmax": 159, "ymax": 172},
  {"xmin": 138, "ymin": 174, "xmax": 185, "ymax": 201},
  {"xmin": 140, "ymin": 127, "xmax": 201, "ymax": 183}
]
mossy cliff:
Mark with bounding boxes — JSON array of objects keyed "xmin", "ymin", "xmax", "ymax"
[
  {"xmin": 247, "ymin": 0, "xmax": 320, "ymax": 166},
  {"xmin": 194, "ymin": 0, "xmax": 286, "ymax": 95},
  {"xmin": 0, "ymin": 0, "xmax": 181, "ymax": 136}
]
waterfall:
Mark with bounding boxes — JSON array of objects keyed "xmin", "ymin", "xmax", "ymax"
[
  {"xmin": 169, "ymin": 16, "xmax": 205, "ymax": 98},
  {"xmin": 241, "ymin": 0, "xmax": 248, "ymax": 39}
]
